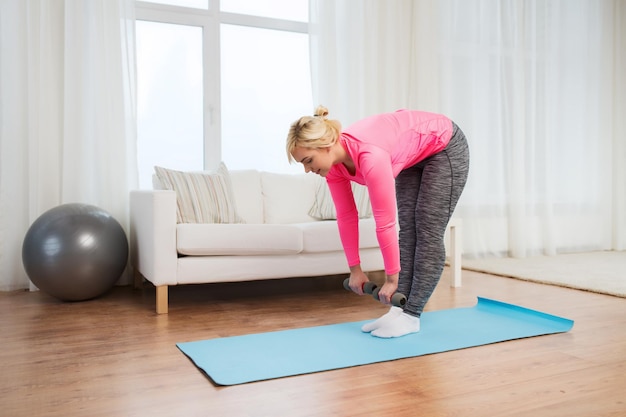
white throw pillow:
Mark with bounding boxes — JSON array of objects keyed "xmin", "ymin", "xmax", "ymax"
[
  {"xmin": 309, "ymin": 178, "xmax": 373, "ymax": 220},
  {"xmin": 261, "ymin": 172, "xmax": 319, "ymax": 224},
  {"xmin": 154, "ymin": 163, "xmax": 244, "ymax": 224}
]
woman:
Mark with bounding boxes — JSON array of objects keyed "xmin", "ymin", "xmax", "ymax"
[{"xmin": 286, "ymin": 106, "xmax": 469, "ymax": 338}]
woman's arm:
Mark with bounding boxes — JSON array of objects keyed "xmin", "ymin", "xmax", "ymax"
[
  {"xmin": 327, "ymin": 177, "xmax": 361, "ymax": 268},
  {"xmin": 359, "ymin": 151, "xmax": 401, "ymax": 276}
]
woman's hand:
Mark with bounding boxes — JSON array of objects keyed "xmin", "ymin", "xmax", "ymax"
[
  {"xmin": 376, "ymin": 273, "xmax": 399, "ymax": 305},
  {"xmin": 347, "ymin": 265, "xmax": 370, "ymax": 295}
]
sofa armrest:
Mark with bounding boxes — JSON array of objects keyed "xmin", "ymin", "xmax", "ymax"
[{"xmin": 129, "ymin": 190, "xmax": 178, "ymax": 286}]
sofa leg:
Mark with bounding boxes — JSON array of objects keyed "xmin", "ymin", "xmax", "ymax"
[{"xmin": 156, "ymin": 285, "xmax": 168, "ymax": 314}]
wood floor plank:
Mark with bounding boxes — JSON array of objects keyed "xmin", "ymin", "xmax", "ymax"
[{"xmin": 1, "ymin": 269, "xmax": 625, "ymax": 417}]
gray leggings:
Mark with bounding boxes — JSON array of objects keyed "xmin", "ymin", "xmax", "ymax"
[{"xmin": 395, "ymin": 122, "xmax": 470, "ymax": 317}]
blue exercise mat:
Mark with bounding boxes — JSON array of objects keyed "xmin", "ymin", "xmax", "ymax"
[{"xmin": 177, "ymin": 297, "xmax": 573, "ymax": 386}]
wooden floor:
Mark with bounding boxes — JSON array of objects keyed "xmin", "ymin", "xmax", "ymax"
[{"xmin": 1, "ymin": 268, "xmax": 625, "ymax": 417}]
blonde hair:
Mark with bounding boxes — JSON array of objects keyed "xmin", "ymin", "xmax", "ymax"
[{"xmin": 286, "ymin": 105, "xmax": 342, "ymax": 163}]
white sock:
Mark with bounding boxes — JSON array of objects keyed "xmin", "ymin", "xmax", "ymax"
[
  {"xmin": 361, "ymin": 306, "xmax": 403, "ymax": 333},
  {"xmin": 371, "ymin": 313, "xmax": 420, "ymax": 338}
]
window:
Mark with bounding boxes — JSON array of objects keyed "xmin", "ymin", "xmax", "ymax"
[
  {"xmin": 136, "ymin": 20, "xmax": 204, "ymax": 185},
  {"xmin": 143, "ymin": 0, "xmax": 208, "ymax": 9},
  {"xmin": 220, "ymin": 24, "xmax": 312, "ymax": 172},
  {"xmin": 220, "ymin": 0, "xmax": 307, "ymax": 21},
  {"xmin": 135, "ymin": 0, "xmax": 311, "ymax": 189}
]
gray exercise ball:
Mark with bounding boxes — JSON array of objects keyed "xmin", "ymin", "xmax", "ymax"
[{"xmin": 22, "ymin": 203, "xmax": 129, "ymax": 301}]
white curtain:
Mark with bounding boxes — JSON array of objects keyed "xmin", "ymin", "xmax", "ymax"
[
  {"xmin": 309, "ymin": 0, "xmax": 441, "ymax": 124},
  {"xmin": 0, "ymin": 0, "xmax": 137, "ymax": 291},
  {"xmin": 614, "ymin": 0, "xmax": 626, "ymax": 251},
  {"xmin": 309, "ymin": 0, "xmax": 625, "ymax": 259}
]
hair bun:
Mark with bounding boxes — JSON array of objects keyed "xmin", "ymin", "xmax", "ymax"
[{"xmin": 314, "ymin": 105, "xmax": 329, "ymax": 119}]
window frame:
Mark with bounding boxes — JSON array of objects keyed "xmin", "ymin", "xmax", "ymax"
[{"xmin": 135, "ymin": 0, "xmax": 308, "ymax": 171}]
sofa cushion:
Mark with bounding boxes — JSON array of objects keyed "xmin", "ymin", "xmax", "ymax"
[
  {"xmin": 176, "ymin": 223, "xmax": 302, "ymax": 255},
  {"xmin": 298, "ymin": 218, "xmax": 380, "ymax": 253},
  {"xmin": 154, "ymin": 163, "xmax": 244, "ymax": 224},
  {"xmin": 229, "ymin": 170, "xmax": 264, "ymax": 224},
  {"xmin": 261, "ymin": 172, "xmax": 319, "ymax": 224},
  {"xmin": 308, "ymin": 178, "xmax": 373, "ymax": 220}
]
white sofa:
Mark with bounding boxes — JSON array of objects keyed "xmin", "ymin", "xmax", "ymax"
[{"xmin": 129, "ymin": 169, "xmax": 462, "ymax": 314}]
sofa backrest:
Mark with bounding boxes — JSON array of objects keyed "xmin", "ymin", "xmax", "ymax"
[
  {"xmin": 229, "ymin": 170, "xmax": 264, "ymax": 224},
  {"xmin": 230, "ymin": 169, "xmax": 322, "ymax": 224},
  {"xmin": 260, "ymin": 172, "xmax": 320, "ymax": 224},
  {"xmin": 153, "ymin": 168, "xmax": 324, "ymax": 225}
]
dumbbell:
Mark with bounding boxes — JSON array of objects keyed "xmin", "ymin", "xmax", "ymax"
[
  {"xmin": 343, "ymin": 278, "xmax": 377, "ymax": 295},
  {"xmin": 342, "ymin": 278, "xmax": 406, "ymax": 307}
]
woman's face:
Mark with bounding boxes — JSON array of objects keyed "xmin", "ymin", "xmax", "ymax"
[{"xmin": 291, "ymin": 146, "xmax": 334, "ymax": 177}]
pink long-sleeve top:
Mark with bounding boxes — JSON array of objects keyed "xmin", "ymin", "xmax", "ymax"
[{"xmin": 325, "ymin": 110, "xmax": 453, "ymax": 275}]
